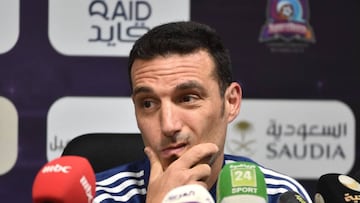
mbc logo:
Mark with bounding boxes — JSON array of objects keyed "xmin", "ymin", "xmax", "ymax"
[{"xmin": 41, "ymin": 164, "xmax": 72, "ymax": 173}]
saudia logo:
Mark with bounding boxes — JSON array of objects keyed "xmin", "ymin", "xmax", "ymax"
[
  {"xmin": 227, "ymin": 119, "xmax": 348, "ymax": 160},
  {"xmin": 41, "ymin": 164, "xmax": 72, "ymax": 173},
  {"xmin": 266, "ymin": 120, "xmax": 347, "ymax": 159},
  {"xmin": 259, "ymin": 0, "xmax": 315, "ymax": 53},
  {"xmin": 226, "ymin": 121, "xmax": 256, "ymax": 157}
]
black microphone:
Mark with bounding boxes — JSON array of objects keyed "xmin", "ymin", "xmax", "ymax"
[
  {"xmin": 278, "ymin": 190, "xmax": 308, "ymax": 203},
  {"xmin": 315, "ymin": 173, "xmax": 360, "ymax": 203}
]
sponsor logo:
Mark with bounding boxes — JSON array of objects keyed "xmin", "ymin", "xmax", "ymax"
[
  {"xmin": 80, "ymin": 176, "xmax": 94, "ymax": 203},
  {"xmin": 226, "ymin": 100, "xmax": 355, "ymax": 179},
  {"xmin": 226, "ymin": 120, "xmax": 256, "ymax": 157},
  {"xmin": 230, "ymin": 165, "xmax": 257, "ymax": 188},
  {"xmin": 259, "ymin": 0, "xmax": 315, "ymax": 53},
  {"xmin": 42, "ymin": 164, "xmax": 72, "ymax": 173},
  {"xmin": 49, "ymin": 0, "xmax": 190, "ymax": 56}
]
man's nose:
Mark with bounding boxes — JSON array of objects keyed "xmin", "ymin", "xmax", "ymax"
[{"xmin": 160, "ymin": 102, "xmax": 182, "ymax": 137}]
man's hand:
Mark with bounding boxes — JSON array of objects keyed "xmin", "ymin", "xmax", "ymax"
[{"xmin": 144, "ymin": 143, "xmax": 219, "ymax": 203}]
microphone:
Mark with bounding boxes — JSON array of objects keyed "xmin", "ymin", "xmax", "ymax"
[
  {"xmin": 216, "ymin": 161, "xmax": 267, "ymax": 203},
  {"xmin": 315, "ymin": 173, "xmax": 360, "ymax": 203},
  {"xmin": 278, "ymin": 191, "xmax": 308, "ymax": 203},
  {"xmin": 162, "ymin": 184, "xmax": 215, "ymax": 203},
  {"xmin": 32, "ymin": 155, "xmax": 96, "ymax": 203}
]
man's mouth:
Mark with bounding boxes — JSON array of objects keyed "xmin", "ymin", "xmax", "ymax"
[{"xmin": 161, "ymin": 143, "xmax": 187, "ymax": 158}]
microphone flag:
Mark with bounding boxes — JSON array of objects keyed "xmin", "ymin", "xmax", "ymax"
[
  {"xmin": 216, "ymin": 161, "xmax": 267, "ymax": 203},
  {"xmin": 278, "ymin": 190, "xmax": 308, "ymax": 203},
  {"xmin": 315, "ymin": 173, "xmax": 360, "ymax": 203},
  {"xmin": 32, "ymin": 155, "xmax": 96, "ymax": 203},
  {"xmin": 162, "ymin": 184, "xmax": 215, "ymax": 203}
]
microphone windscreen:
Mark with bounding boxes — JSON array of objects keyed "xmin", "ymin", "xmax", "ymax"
[
  {"xmin": 277, "ymin": 191, "xmax": 308, "ymax": 203},
  {"xmin": 216, "ymin": 161, "xmax": 267, "ymax": 203},
  {"xmin": 32, "ymin": 155, "xmax": 96, "ymax": 203},
  {"xmin": 162, "ymin": 184, "xmax": 215, "ymax": 203},
  {"xmin": 315, "ymin": 173, "xmax": 360, "ymax": 203}
]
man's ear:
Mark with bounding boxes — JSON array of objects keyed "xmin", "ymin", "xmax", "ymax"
[{"xmin": 225, "ymin": 82, "xmax": 242, "ymax": 123}]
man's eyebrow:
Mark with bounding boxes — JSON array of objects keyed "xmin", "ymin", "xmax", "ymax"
[
  {"xmin": 132, "ymin": 86, "xmax": 154, "ymax": 96},
  {"xmin": 132, "ymin": 81, "xmax": 206, "ymax": 96},
  {"xmin": 175, "ymin": 81, "xmax": 206, "ymax": 92}
]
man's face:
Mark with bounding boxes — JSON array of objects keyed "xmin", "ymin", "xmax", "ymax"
[{"xmin": 131, "ymin": 50, "xmax": 233, "ymax": 169}]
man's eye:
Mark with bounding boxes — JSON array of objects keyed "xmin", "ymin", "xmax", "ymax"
[
  {"xmin": 143, "ymin": 100, "xmax": 152, "ymax": 108},
  {"xmin": 182, "ymin": 96, "xmax": 192, "ymax": 102},
  {"xmin": 180, "ymin": 95, "xmax": 197, "ymax": 103}
]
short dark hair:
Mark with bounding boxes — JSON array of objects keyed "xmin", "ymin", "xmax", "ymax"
[{"xmin": 128, "ymin": 21, "xmax": 233, "ymax": 96}]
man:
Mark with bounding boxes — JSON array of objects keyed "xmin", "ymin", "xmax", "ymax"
[{"xmin": 94, "ymin": 21, "xmax": 312, "ymax": 203}]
